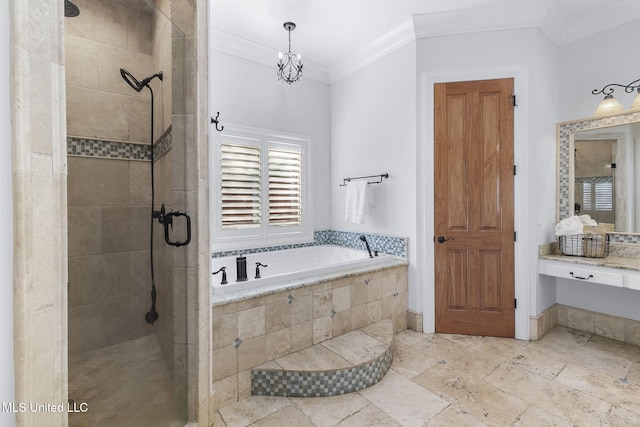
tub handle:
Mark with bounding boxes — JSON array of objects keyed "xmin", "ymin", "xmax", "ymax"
[
  {"xmin": 255, "ymin": 262, "xmax": 268, "ymax": 279},
  {"xmin": 213, "ymin": 267, "xmax": 228, "ymax": 285}
]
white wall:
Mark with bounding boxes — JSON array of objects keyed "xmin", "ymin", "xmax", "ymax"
[
  {"xmin": 209, "ymin": 51, "xmax": 332, "ymax": 231},
  {"xmin": 415, "ymin": 27, "xmax": 559, "ymax": 336},
  {"xmin": 558, "ymin": 19, "xmax": 640, "ymax": 121},
  {"xmin": 1, "ymin": 0, "xmax": 14, "ymax": 423},
  {"xmin": 330, "ymin": 42, "xmax": 418, "ymax": 308},
  {"xmin": 557, "ymin": 279, "xmax": 640, "ymax": 321},
  {"xmin": 531, "ymin": 30, "xmax": 561, "ymax": 314},
  {"xmin": 556, "ymin": 19, "xmax": 640, "ymax": 319}
]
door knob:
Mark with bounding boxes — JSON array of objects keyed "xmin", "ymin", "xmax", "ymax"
[{"xmin": 437, "ymin": 236, "xmax": 454, "ymax": 244}]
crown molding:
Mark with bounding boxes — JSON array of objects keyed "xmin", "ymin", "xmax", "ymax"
[
  {"xmin": 412, "ymin": 1, "xmax": 548, "ymax": 41},
  {"xmin": 210, "ymin": 28, "xmax": 330, "ymax": 85},
  {"xmin": 211, "ymin": 3, "xmax": 640, "ymax": 86},
  {"xmin": 328, "ymin": 19, "xmax": 415, "ymax": 84}
]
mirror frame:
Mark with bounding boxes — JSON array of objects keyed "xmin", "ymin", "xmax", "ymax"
[{"xmin": 557, "ymin": 110, "xmax": 640, "ymax": 240}]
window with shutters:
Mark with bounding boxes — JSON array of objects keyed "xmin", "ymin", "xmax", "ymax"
[
  {"xmin": 212, "ymin": 125, "xmax": 312, "ymax": 250},
  {"xmin": 581, "ymin": 178, "xmax": 613, "ymax": 212}
]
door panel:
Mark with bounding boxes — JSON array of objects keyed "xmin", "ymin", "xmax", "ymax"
[{"xmin": 434, "ymin": 78, "xmax": 515, "ymax": 338}]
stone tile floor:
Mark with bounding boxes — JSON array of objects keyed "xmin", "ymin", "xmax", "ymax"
[
  {"xmin": 212, "ymin": 327, "xmax": 640, "ymax": 426},
  {"xmin": 68, "ymin": 334, "xmax": 183, "ymax": 427}
]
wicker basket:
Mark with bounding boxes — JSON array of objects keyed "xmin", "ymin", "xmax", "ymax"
[{"xmin": 558, "ymin": 234, "xmax": 609, "ymax": 258}]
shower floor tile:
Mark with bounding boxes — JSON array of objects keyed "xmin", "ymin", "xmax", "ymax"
[
  {"xmin": 68, "ymin": 334, "xmax": 181, "ymax": 427},
  {"xmin": 214, "ymin": 327, "xmax": 640, "ymax": 426}
]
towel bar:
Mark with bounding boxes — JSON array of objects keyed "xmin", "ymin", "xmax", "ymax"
[{"xmin": 340, "ymin": 173, "xmax": 388, "ymax": 187}]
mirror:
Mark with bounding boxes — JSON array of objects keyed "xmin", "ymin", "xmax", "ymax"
[{"xmin": 557, "ymin": 110, "xmax": 640, "ymax": 236}]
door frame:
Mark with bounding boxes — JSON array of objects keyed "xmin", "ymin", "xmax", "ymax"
[{"xmin": 419, "ymin": 65, "xmax": 531, "ymax": 340}]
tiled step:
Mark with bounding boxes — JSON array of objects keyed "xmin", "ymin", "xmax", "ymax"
[{"xmin": 251, "ymin": 319, "xmax": 394, "ymax": 397}]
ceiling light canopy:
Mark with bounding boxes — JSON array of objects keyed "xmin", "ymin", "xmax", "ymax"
[
  {"xmin": 592, "ymin": 78, "xmax": 640, "ymax": 116},
  {"xmin": 277, "ymin": 22, "xmax": 304, "ymax": 86}
]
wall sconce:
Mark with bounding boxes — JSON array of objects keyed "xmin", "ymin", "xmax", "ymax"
[{"xmin": 592, "ymin": 78, "xmax": 640, "ymax": 116}]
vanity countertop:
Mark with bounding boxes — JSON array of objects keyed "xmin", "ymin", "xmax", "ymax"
[{"xmin": 539, "ymin": 241, "xmax": 640, "ymax": 272}]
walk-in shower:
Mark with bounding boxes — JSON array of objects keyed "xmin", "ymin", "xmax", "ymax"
[{"xmin": 65, "ymin": 0, "xmax": 189, "ymax": 424}]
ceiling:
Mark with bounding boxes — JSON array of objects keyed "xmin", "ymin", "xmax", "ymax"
[{"xmin": 210, "ymin": 0, "xmax": 640, "ymax": 82}]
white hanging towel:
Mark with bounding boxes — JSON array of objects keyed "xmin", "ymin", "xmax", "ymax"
[{"xmin": 345, "ymin": 180, "xmax": 371, "ymax": 224}]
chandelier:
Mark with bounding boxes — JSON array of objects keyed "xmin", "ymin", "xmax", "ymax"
[{"xmin": 277, "ymin": 22, "xmax": 304, "ymax": 86}]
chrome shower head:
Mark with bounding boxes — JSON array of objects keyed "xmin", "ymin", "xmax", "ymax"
[{"xmin": 64, "ymin": 0, "xmax": 79, "ymax": 17}]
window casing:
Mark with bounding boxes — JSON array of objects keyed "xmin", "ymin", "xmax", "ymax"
[{"xmin": 212, "ymin": 125, "xmax": 312, "ymax": 251}]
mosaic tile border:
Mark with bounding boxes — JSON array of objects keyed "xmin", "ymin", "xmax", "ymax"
[
  {"xmin": 251, "ymin": 343, "xmax": 394, "ymax": 397},
  {"xmin": 557, "ymin": 110, "xmax": 640, "ymax": 222},
  {"xmin": 67, "ymin": 126, "xmax": 172, "ymax": 161},
  {"xmin": 67, "ymin": 137, "xmax": 150, "ymax": 160},
  {"xmin": 211, "ymin": 230, "xmax": 408, "ymax": 259},
  {"xmin": 609, "ymin": 234, "xmax": 640, "ymax": 244},
  {"xmin": 153, "ymin": 125, "xmax": 172, "ymax": 160}
]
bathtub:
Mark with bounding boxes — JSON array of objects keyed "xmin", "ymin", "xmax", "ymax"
[{"xmin": 211, "ymin": 245, "xmax": 400, "ymax": 302}]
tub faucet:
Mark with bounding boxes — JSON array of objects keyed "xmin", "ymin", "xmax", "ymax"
[
  {"xmin": 359, "ymin": 235, "xmax": 374, "ymax": 258},
  {"xmin": 236, "ymin": 255, "xmax": 248, "ymax": 282},
  {"xmin": 255, "ymin": 262, "xmax": 268, "ymax": 279},
  {"xmin": 212, "ymin": 267, "xmax": 228, "ymax": 285}
]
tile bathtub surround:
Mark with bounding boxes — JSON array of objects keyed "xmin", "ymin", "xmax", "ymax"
[
  {"xmin": 211, "ymin": 265, "xmax": 408, "ymax": 411},
  {"xmin": 212, "ymin": 230, "xmax": 408, "ymax": 259},
  {"xmin": 215, "ymin": 326, "xmax": 640, "ymax": 426}
]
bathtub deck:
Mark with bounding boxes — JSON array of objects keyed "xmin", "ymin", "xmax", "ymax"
[{"xmin": 251, "ymin": 320, "xmax": 394, "ymax": 397}]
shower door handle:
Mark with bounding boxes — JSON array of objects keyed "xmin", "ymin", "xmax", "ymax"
[{"xmin": 163, "ymin": 211, "xmax": 191, "ymax": 247}]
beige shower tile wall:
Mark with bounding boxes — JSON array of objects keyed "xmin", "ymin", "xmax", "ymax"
[
  {"xmin": 210, "ymin": 265, "xmax": 409, "ymax": 411},
  {"xmin": 67, "ymin": 157, "xmax": 155, "ymax": 354},
  {"xmin": 65, "ymin": 0, "xmax": 172, "ymax": 143},
  {"xmin": 152, "ymin": 150, "xmax": 175, "ymax": 376}
]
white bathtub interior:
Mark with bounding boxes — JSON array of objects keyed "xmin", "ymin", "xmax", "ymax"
[{"xmin": 211, "ymin": 245, "xmax": 398, "ymax": 299}]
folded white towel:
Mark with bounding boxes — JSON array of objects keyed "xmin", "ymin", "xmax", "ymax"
[
  {"xmin": 578, "ymin": 214, "xmax": 598, "ymax": 227},
  {"xmin": 554, "ymin": 215, "xmax": 584, "ymax": 236},
  {"xmin": 345, "ymin": 181, "xmax": 371, "ymax": 224}
]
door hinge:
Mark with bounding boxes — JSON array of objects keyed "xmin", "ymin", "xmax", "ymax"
[
  {"xmin": 514, "ymin": 298, "xmax": 517, "ymax": 309},
  {"xmin": 512, "ymin": 94, "xmax": 517, "ymax": 107},
  {"xmin": 514, "ymin": 231, "xmax": 517, "ymax": 242},
  {"xmin": 513, "ymin": 165, "xmax": 517, "ymax": 175}
]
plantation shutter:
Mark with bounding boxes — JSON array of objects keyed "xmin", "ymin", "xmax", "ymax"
[
  {"xmin": 220, "ymin": 143, "xmax": 261, "ymax": 229},
  {"xmin": 268, "ymin": 143, "xmax": 302, "ymax": 227},
  {"xmin": 595, "ymin": 181, "xmax": 613, "ymax": 211},
  {"xmin": 583, "ymin": 182, "xmax": 592, "ymax": 211}
]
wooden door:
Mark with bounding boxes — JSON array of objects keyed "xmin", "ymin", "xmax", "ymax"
[{"xmin": 434, "ymin": 78, "xmax": 515, "ymax": 337}]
